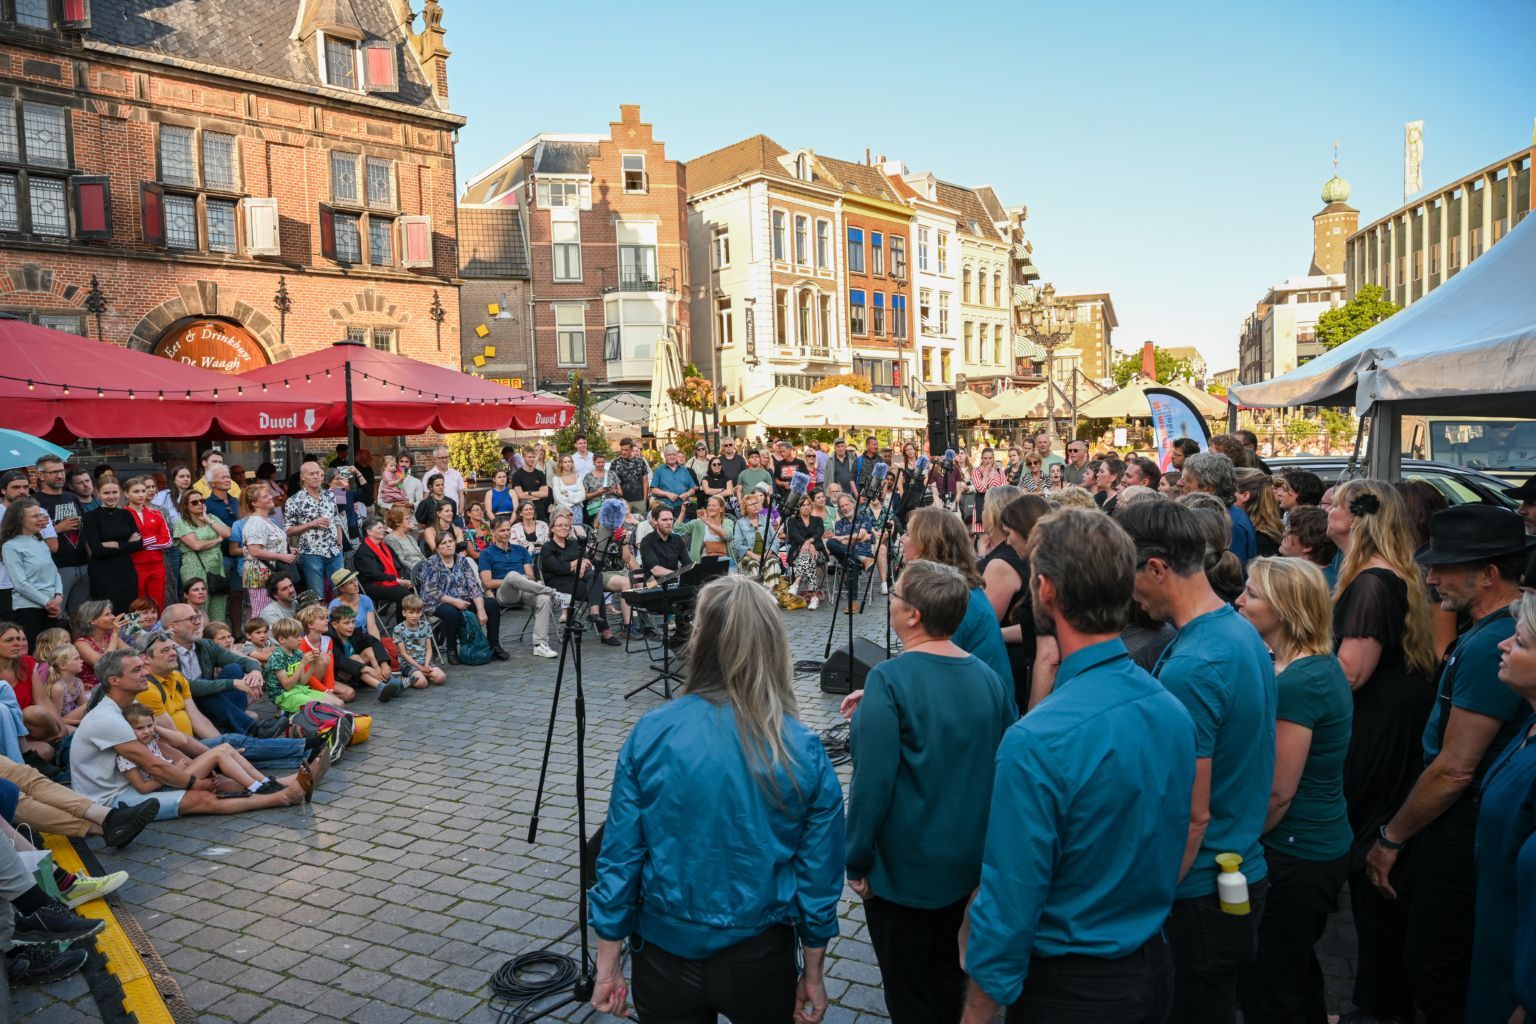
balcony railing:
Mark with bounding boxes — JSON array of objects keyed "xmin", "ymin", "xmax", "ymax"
[{"xmin": 607, "ymin": 267, "xmax": 678, "ymax": 294}]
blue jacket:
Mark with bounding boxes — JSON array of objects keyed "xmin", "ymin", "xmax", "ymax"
[{"xmin": 589, "ymin": 694, "xmax": 845, "ymax": 959}]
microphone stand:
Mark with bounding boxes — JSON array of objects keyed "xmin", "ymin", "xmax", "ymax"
[
  {"xmin": 824, "ymin": 474, "xmax": 881, "ymax": 659},
  {"xmin": 756, "ymin": 485, "xmax": 800, "ymax": 583},
  {"xmin": 526, "ymin": 516, "xmax": 606, "ymax": 1007}
]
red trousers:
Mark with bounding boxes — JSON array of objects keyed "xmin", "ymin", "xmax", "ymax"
[{"xmin": 131, "ymin": 550, "xmax": 167, "ymax": 611}]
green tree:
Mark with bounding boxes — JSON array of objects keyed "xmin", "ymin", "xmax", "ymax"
[
  {"xmin": 550, "ymin": 371, "xmax": 611, "ymax": 455},
  {"xmin": 1315, "ymin": 284, "xmax": 1399, "ymax": 351},
  {"xmin": 1111, "ymin": 347, "xmax": 1195, "ymax": 388},
  {"xmin": 446, "ymin": 431, "xmax": 504, "ymax": 479}
]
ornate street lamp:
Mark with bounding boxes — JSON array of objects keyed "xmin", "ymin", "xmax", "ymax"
[
  {"xmin": 1017, "ymin": 282, "xmax": 1076, "ymax": 440},
  {"xmin": 274, "ymin": 276, "xmax": 292, "ymax": 348},
  {"xmin": 429, "ymin": 289, "xmax": 446, "ymax": 351},
  {"xmin": 83, "ymin": 274, "xmax": 107, "ymax": 342}
]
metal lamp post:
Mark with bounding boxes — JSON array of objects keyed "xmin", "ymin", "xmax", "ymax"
[{"xmin": 1018, "ymin": 282, "xmax": 1076, "ymax": 442}]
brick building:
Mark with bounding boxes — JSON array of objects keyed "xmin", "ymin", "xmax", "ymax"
[
  {"xmin": 458, "ymin": 105, "xmax": 689, "ymax": 398},
  {"xmin": 0, "ymin": 0, "xmax": 465, "ymax": 463}
]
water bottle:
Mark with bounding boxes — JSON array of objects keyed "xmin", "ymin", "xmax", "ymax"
[{"xmin": 1216, "ymin": 853, "xmax": 1250, "ymax": 915}]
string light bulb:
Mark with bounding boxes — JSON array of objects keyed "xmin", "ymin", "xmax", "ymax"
[
  {"xmin": 97, "ymin": 387, "xmax": 104, "ymax": 397},
  {"xmin": 158, "ymin": 390, "xmax": 165, "ymax": 401},
  {"xmin": 25, "ymin": 380, "xmax": 33, "ymax": 390},
  {"xmin": 128, "ymin": 390, "xmax": 135, "ymax": 400},
  {"xmin": 61, "ymin": 385, "xmax": 70, "ymax": 395}
]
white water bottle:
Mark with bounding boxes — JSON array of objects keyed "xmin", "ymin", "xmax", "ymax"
[{"xmin": 1216, "ymin": 853, "xmax": 1250, "ymax": 915}]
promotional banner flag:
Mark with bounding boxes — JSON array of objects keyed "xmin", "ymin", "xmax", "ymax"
[{"xmin": 1146, "ymin": 387, "xmax": 1213, "ymax": 472}]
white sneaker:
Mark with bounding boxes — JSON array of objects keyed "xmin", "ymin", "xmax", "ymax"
[
  {"xmin": 532, "ymin": 643, "xmax": 559, "ymax": 659},
  {"xmin": 808, "ymin": 596, "xmax": 820, "ymax": 610},
  {"xmin": 787, "ymin": 580, "xmax": 800, "ymax": 596},
  {"xmin": 880, "ymin": 580, "xmax": 889, "ymax": 595}
]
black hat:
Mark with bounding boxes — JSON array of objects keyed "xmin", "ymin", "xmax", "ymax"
[
  {"xmin": 1415, "ymin": 504, "xmax": 1536, "ymax": 566},
  {"xmin": 1505, "ymin": 474, "xmax": 1536, "ymax": 502}
]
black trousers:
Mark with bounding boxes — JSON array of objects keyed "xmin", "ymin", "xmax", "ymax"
[
  {"xmin": 1164, "ymin": 878, "xmax": 1268, "ymax": 1024},
  {"xmin": 1403, "ymin": 794, "xmax": 1479, "ymax": 1023},
  {"xmin": 1005, "ymin": 933, "xmax": 1174, "ymax": 1024},
  {"xmin": 1237, "ymin": 849, "xmax": 1348, "ymax": 1024},
  {"xmin": 631, "ymin": 925, "xmax": 795, "ymax": 1024},
  {"xmin": 863, "ymin": 893, "xmax": 968, "ymax": 1024},
  {"xmin": 11, "ymin": 607, "xmax": 67, "ymax": 649},
  {"xmin": 1349, "ymin": 864, "xmax": 1415, "ymax": 1019}
]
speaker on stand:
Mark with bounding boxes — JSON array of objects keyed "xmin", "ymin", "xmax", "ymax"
[{"xmin": 926, "ymin": 389, "xmax": 959, "ymax": 457}]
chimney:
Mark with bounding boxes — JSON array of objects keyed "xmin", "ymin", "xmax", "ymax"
[
  {"xmin": 413, "ymin": 0, "xmax": 452, "ymax": 104},
  {"xmin": 865, "ymin": 146, "xmax": 871, "ymax": 166},
  {"xmin": 1141, "ymin": 340, "xmax": 1157, "ymax": 382}
]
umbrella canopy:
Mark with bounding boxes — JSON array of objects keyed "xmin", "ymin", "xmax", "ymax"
[
  {"xmin": 1078, "ymin": 376, "xmax": 1226, "ymax": 420},
  {"xmin": 767, "ymin": 385, "xmax": 927, "ymax": 430},
  {"xmin": 951, "ymin": 389, "xmax": 997, "ymax": 420},
  {"xmin": 982, "ymin": 380, "xmax": 1076, "ymax": 422},
  {"xmin": 719, "ymin": 385, "xmax": 812, "ymax": 427},
  {"xmin": 235, "ymin": 342, "xmax": 573, "ymax": 435},
  {"xmin": 0, "ymin": 318, "xmax": 326, "ymax": 442},
  {"xmin": 594, "ymin": 393, "xmax": 649, "ymax": 425},
  {"xmin": 0, "ymin": 429, "xmax": 71, "ymax": 470}
]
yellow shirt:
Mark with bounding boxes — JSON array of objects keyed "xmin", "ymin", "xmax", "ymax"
[
  {"xmin": 191, "ymin": 478, "xmax": 242, "ymax": 499},
  {"xmin": 136, "ymin": 671, "xmax": 195, "ymax": 737}
]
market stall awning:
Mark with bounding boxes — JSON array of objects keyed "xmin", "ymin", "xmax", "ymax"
[
  {"xmin": 766, "ymin": 385, "xmax": 927, "ymax": 430},
  {"xmin": 0, "ymin": 318, "xmax": 326, "ymax": 442},
  {"xmin": 951, "ymin": 389, "xmax": 997, "ymax": 421},
  {"xmin": 1077, "ymin": 375, "xmax": 1227, "ymax": 420},
  {"xmin": 719, "ymin": 385, "xmax": 812, "ymax": 427},
  {"xmin": 235, "ymin": 342, "xmax": 574, "ymax": 435},
  {"xmin": 982, "ymin": 380, "xmax": 1076, "ymax": 422}
]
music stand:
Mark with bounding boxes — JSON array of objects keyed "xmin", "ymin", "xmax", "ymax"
[{"xmin": 622, "ymin": 557, "xmax": 729, "ymax": 701}]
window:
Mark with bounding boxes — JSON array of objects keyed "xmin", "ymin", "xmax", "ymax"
[
  {"xmin": 368, "ymin": 216, "xmax": 393, "ymax": 265},
  {"xmin": 604, "ymin": 324, "xmax": 621, "ymax": 361},
  {"xmin": 892, "ymin": 295, "xmax": 907, "ymax": 340},
  {"xmin": 711, "ymin": 226, "xmax": 730, "ymax": 269},
  {"xmin": 0, "ymin": 175, "xmax": 19, "ymax": 232},
  {"xmin": 891, "ymin": 235, "xmax": 906, "ymax": 277},
  {"xmin": 36, "ymin": 314, "xmax": 85, "ymax": 334},
  {"xmin": 331, "ymin": 152, "xmax": 359, "ymax": 203},
  {"xmin": 793, "ymin": 214, "xmax": 808, "ymax": 264},
  {"xmin": 361, "ymin": 41, "xmax": 399, "ymax": 93},
  {"xmin": 819, "ymin": 295, "xmax": 832, "ymax": 348},
  {"xmin": 962, "ymin": 266, "xmax": 972, "ymax": 302},
  {"xmin": 918, "ymin": 227, "xmax": 930, "ymax": 271},
  {"xmin": 618, "ymin": 242, "xmax": 657, "ymax": 289},
  {"xmin": 872, "ymin": 292, "xmax": 885, "ymax": 336},
  {"xmin": 555, "ymin": 304, "xmax": 586, "ymax": 366},
  {"xmin": 963, "ymin": 321, "xmax": 973, "ymax": 362},
  {"xmin": 323, "ymin": 35, "xmax": 358, "ymax": 90},
  {"xmin": 622, "ymin": 154, "xmax": 647, "ymax": 193},
  {"xmin": 365, "ymin": 157, "xmax": 394, "ymax": 208},
  {"xmin": 552, "ymin": 216, "xmax": 581, "ymax": 281},
  {"xmin": 159, "ymin": 125, "xmax": 196, "ymax": 185},
  {"xmin": 919, "ymin": 288, "xmax": 932, "ymax": 329},
  {"xmin": 333, "ymin": 211, "xmax": 361, "ymax": 262},
  {"xmin": 163, "ymin": 193, "xmax": 198, "ymax": 249},
  {"xmin": 849, "ymin": 289, "xmax": 866, "ymax": 336},
  {"xmin": 992, "ymin": 271, "xmax": 1002, "ymax": 307},
  {"xmin": 938, "ymin": 291, "xmax": 950, "ymax": 334},
  {"xmin": 715, "ymin": 297, "xmax": 732, "ymax": 347},
  {"xmin": 798, "ymin": 290, "xmax": 812, "ymax": 345},
  {"xmin": 206, "ymin": 198, "xmax": 237, "ymax": 253},
  {"xmin": 535, "ymin": 179, "xmax": 591, "ymax": 209},
  {"xmin": 1449, "ymin": 234, "xmax": 1461, "ymax": 268},
  {"xmin": 14, "ymin": 0, "xmax": 50, "ymax": 28},
  {"xmin": 346, "ymin": 326, "xmax": 368, "ymax": 346},
  {"xmin": 936, "ymin": 232, "xmax": 948, "ymax": 273},
  {"xmin": 815, "ymin": 219, "xmax": 830, "ymax": 268},
  {"xmin": 847, "ymin": 226, "xmax": 864, "ymax": 273},
  {"xmin": 774, "ymin": 288, "xmax": 788, "ymax": 345},
  {"xmin": 871, "ymin": 232, "xmax": 884, "ymax": 275},
  {"xmin": 370, "ymin": 328, "xmax": 395, "ymax": 353},
  {"xmin": 202, "ymin": 132, "xmax": 236, "ymax": 189},
  {"xmin": 28, "ymin": 176, "xmax": 66, "ymax": 236},
  {"xmin": 771, "ymin": 210, "xmax": 786, "ymax": 261},
  {"xmin": 994, "ymin": 325, "xmax": 1004, "ymax": 365}
]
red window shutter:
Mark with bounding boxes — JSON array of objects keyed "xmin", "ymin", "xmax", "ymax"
[
  {"xmin": 72, "ymin": 176, "xmax": 111, "ymax": 239},
  {"xmin": 140, "ymin": 182, "xmax": 165, "ymax": 247},
  {"xmin": 399, "ymin": 215, "xmax": 432, "ymax": 267},
  {"xmin": 319, "ymin": 202, "xmax": 336, "ymax": 261},
  {"xmin": 62, "ymin": 0, "xmax": 91, "ymax": 28},
  {"xmin": 362, "ymin": 42, "xmax": 398, "ymax": 93}
]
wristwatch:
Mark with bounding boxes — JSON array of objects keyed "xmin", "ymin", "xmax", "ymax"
[{"xmin": 1377, "ymin": 825, "xmax": 1404, "ymax": 851}]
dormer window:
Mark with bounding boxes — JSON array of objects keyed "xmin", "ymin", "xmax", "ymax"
[
  {"xmin": 323, "ymin": 35, "xmax": 357, "ymax": 89},
  {"xmin": 315, "ymin": 29, "xmax": 398, "ymax": 94},
  {"xmin": 10, "ymin": 0, "xmax": 91, "ymax": 29}
]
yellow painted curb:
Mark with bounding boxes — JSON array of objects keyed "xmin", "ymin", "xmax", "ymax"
[{"xmin": 44, "ymin": 833, "xmax": 176, "ymax": 1024}]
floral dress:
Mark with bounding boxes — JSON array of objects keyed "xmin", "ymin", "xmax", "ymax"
[{"xmin": 174, "ymin": 518, "xmax": 226, "ymax": 625}]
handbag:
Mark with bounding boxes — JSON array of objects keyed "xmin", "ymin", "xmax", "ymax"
[
  {"xmin": 205, "ymin": 571, "xmax": 230, "ymax": 596},
  {"xmin": 456, "ymin": 613, "xmax": 493, "ymax": 665},
  {"xmin": 242, "ymin": 558, "xmax": 272, "ymax": 590}
]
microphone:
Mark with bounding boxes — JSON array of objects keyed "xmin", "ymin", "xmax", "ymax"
[
  {"xmin": 943, "ymin": 447, "xmax": 956, "ymax": 473},
  {"xmin": 871, "ymin": 462, "xmax": 890, "ymax": 484},
  {"xmin": 597, "ymin": 497, "xmax": 628, "ymax": 532},
  {"xmin": 914, "ymin": 455, "xmax": 931, "ymax": 476},
  {"xmin": 782, "ymin": 471, "xmax": 811, "ymax": 518},
  {"xmin": 752, "ymin": 480, "xmax": 774, "ymax": 500}
]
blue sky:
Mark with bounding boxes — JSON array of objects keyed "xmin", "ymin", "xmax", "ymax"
[{"xmin": 445, "ymin": 0, "xmax": 1535, "ymax": 371}]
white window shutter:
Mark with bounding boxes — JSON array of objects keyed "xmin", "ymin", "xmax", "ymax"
[
  {"xmin": 399, "ymin": 215, "xmax": 433, "ymax": 267},
  {"xmin": 243, "ymin": 197, "xmax": 280, "ymax": 255}
]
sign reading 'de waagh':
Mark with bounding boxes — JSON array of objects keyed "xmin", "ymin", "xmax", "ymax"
[{"xmin": 154, "ymin": 319, "xmax": 270, "ymax": 374}]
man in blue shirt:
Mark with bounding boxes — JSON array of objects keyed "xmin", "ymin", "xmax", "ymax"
[
  {"xmin": 1181, "ymin": 451, "xmax": 1256, "ymax": 565},
  {"xmin": 1117, "ymin": 499, "xmax": 1276, "ymax": 1024},
  {"xmin": 478, "ymin": 518, "xmax": 558, "ymax": 660},
  {"xmin": 648, "ymin": 445, "xmax": 696, "ymax": 521},
  {"xmin": 1363, "ymin": 505, "xmax": 1534, "ymax": 1021},
  {"xmin": 962, "ymin": 508, "xmax": 1195, "ymax": 1023}
]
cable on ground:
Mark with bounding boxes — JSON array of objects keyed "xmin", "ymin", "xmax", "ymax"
[{"xmin": 821, "ymin": 722, "xmax": 851, "ymax": 766}]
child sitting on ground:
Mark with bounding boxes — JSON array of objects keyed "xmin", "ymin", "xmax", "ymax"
[
  {"xmin": 234, "ymin": 618, "xmax": 274, "ymax": 665},
  {"xmin": 118, "ymin": 703, "xmax": 283, "ymax": 796},
  {"xmin": 297, "ymin": 603, "xmax": 352, "ymax": 702},
  {"xmin": 391, "ymin": 595, "xmax": 445, "ymax": 689},
  {"xmin": 42, "ymin": 646, "xmax": 89, "ymax": 729},
  {"xmin": 263, "ymin": 618, "xmax": 346, "ymax": 712},
  {"xmin": 328, "ymin": 605, "xmax": 404, "ymax": 702}
]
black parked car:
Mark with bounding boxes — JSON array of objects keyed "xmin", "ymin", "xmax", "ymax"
[{"xmin": 1265, "ymin": 457, "xmax": 1518, "ymax": 510}]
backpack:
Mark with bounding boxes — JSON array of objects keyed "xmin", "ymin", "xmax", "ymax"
[{"xmin": 289, "ymin": 701, "xmax": 356, "ymax": 765}]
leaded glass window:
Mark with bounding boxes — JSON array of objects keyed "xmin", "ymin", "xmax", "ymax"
[
  {"xmin": 365, "ymin": 157, "xmax": 393, "ymax": 208},
  {"xmin": 207, "ymin": 199, "xmax": 237, "ymax": 253},
  {"xmin": 22, "ymin": 104, "xmax": 68, "ymax": 169},
  {"xmin": 202, "ymin": 132, "xmax": 236, "ymax": 189},
  {"xmin": 334, "ymin": 212, "xmax": 361, "ymax": 262},
  {"xmin": 164, "ymin": 193, "xmax": 198, "ymax": 249},
  {"xmin": 28, "ymin": 176, "xmax": 66, "ymax": 236},
  {"xmin": 331, "ymin": 152, "xmax": 358, "ymax": 203}
]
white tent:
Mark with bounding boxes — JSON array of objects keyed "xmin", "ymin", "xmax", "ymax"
[
  {"xmin": 1229, "ymin": 213, "xmax": 1536, "ymax": 418},
  {"xmin": 1079, "ymin": 375, "xmax": 1227, "ymax": 420},
  {"xmin": 766, "ymin": 385, "xmax": 927, "ymax": 430}
]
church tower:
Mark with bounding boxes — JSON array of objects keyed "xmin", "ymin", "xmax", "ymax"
[{"xmin": 1310, "ymin": 145, "xmax": 1358, "ymax": 276}]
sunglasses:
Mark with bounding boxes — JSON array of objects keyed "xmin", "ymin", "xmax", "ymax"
[{"xmin": 187, "ymin": 498, "xmax": 205, "ymax": 506}]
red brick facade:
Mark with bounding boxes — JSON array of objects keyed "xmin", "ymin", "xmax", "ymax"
[{"xmin": 0, "ymin": 24, "xmax": 463, "ymax": 384}]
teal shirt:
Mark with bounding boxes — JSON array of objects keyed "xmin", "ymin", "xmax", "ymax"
[
  {"xmin": 953, "ymin": 586, "xmax": 1016, "ymax": 716},
  {"xmin": 966, "ymin": 639, "xmax": 1195, "ymax": 1005},
  {"xmin": 1153, "ymin": 604, "xmax": 1276, "ymax": 897},
  {"xmin": 847, "ymin": 651, "xmax": 1014, "ymax": 908},
  {"xmin": 1267, "ymin": 655, "xmax": 1353, "ymax": 861},
  {"xmin": 1422, "ymin": 607, "xmax": 1522, "ymax": 776}
]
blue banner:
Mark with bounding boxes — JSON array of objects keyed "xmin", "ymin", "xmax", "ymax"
[{"xmin": 1146, "ymin": 387, "xmax": 1212, "ymax": 472}]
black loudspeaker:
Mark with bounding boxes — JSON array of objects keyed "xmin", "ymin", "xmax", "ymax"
[
  {"xmin": 820, "ymin": 638, "xmax": 891, "ymax": 695},
  {"xmin": 926, "ymin": 390, "xmax": 959, "ymax": 456}
]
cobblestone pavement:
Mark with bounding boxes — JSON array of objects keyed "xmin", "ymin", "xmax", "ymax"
[{"xmin": 21, "ymin": 589, "xmax": 1359, "ymax": 1023}]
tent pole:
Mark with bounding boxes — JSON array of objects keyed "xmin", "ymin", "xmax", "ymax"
[
  {"xmin": 1227, "ymin": 402, "xmax": 1238, "ymax": 433},
  {"xmin": 1365, "ymin": 401, "xmax": 1401, "ymax": 483}
]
